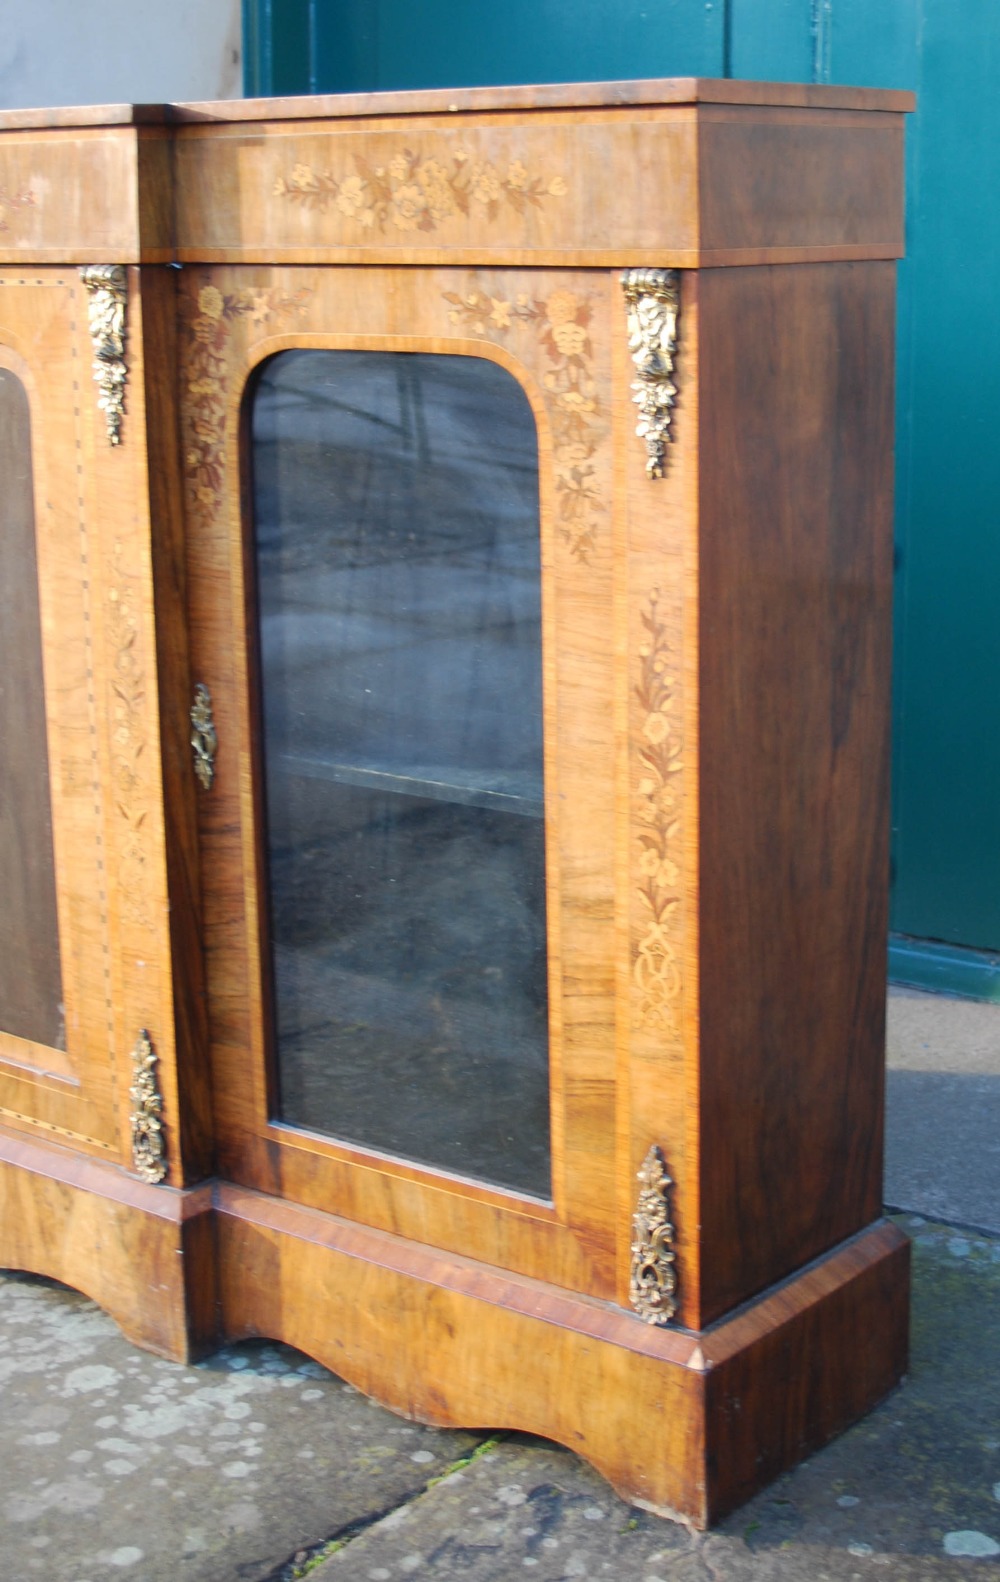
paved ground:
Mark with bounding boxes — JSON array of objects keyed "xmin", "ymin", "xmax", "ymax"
[
  {"xmin": 1, "ymin": 986, "xmax": 997, "ymax": 1581},
  {"xmin": 885, "ymin": 988, "xmax": 1000, "ymax": 1234}
]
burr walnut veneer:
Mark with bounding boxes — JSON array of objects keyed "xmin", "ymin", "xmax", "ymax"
[{"xmin": 0, "ymin": 80, "xmax": 912, "ymax": 1526}]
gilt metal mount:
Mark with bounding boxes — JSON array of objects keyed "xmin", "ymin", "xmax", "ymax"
[
  {"xmin": 629, "ymin": 1144, "xmax": 678, "ymax": 1324},
  {"xmin": 190, "ymin": 683, "xmax": 217, "ymax": 790},
  {"xmin": 79, "ymin": 264, "xmax": 128, "ymax": 445},
  {"xmin": 621, "ymin": 268, "xmax": 680, "ymax": 479},
  {"xmin": 129, "ymin": 1030, "xmax": 167, "ymax": 1184}
]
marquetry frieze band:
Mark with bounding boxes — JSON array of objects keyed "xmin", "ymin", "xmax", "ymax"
[
  {"xmin": 629, "ymin": 1144, "xmax": 678, "ymax": 1324},
  {"xmin": 79, "ymin": 264, "xmax": 128, "ymax": 445},
  {"xmin": 129, "ymin": 1030, "xmax": 167, "ymax": 1184},
  {"xmin": 621, "ymin": 268, "xmax": 680, "ymax": 479},
  {"xmin": 190, "ymin": 683, "xmax": 217, "ymax": 790}
]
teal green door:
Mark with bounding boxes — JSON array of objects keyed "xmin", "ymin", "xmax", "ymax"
[{"xmin": 243, "ymin": 0, "xmax": 1000, "ymax": 999}]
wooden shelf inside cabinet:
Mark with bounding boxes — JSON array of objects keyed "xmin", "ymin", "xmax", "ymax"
[
  {"xmin": 0, "ymin": 78, "xmax": 913, "ymax": 1528},
  {"xmin": 273, "ymin": 755, "xmax": 545, "ymax": 819}
]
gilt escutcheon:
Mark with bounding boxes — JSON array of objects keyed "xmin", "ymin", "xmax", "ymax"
[
  {"xmin": 629, "ymin": 1144, "xmax": 678, "ymax": 1324},
  {"xmin": 129, "ymin": 1030, "xmax": 167, "ymax": 1184}
]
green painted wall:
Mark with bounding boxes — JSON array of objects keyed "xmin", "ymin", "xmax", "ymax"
[
  {"xmin": 242, "ymin": 0, "xmax": 725, "ymax": 95},
  {"xmin": 243, "ymin": 0, "xmax": 1000, "ymax": 992}
]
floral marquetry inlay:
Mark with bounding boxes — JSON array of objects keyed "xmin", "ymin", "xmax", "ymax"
[
  {"xmin": 106, "ymin": 539, "xmax": 152, "ymax": 930},
  {"xmin": 274, "ymin": 151, "xmax": 567, "ymax": 233},
  {"xmin": 634, "ymin": 589, "xmax": 684, "ymax": 1031},
  {"xmin": 441, "ymin": 283, "xmax": 606, "ymax": 563},
  {"xmin": 179, "ymin": 282, "xmax": 313, "ymax": 526}
]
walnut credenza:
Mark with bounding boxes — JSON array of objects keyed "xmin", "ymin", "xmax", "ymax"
[{"xmin": 0, "ymin": 79, "xmax": 913, "ymax": 1526}]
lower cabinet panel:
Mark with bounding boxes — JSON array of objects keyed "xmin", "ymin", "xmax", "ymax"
[{"xmin": 0, "ymin": 1123, "xmax": 909, "ymax": 1528}]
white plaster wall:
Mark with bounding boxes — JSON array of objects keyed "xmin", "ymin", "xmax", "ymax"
[{"xmin": 0, "ymin": 0, "xmax": 241, "ymax": 110}]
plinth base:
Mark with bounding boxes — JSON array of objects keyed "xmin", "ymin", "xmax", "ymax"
[{"xmin": 0, "ymin": 1126, "xmax": 909, "ymax": 1527}]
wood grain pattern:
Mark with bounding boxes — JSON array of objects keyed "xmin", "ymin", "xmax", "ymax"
[
  {"xmin": 214, "ymin": 1182, "xmax": 908, "ymax": 1527},
  {"xmin": 698, "ymin": 108, "xmax": 906, "ymax": 258},
  {"xmin": 170, "ymin": 106, "xmax": 904, "ymax": 269},
  {"xmin": 0, "ymin": 287, "xmax": 121, "ymax": 1150},
  {"xmin": 0, "ymin": 124, "xmax": 171, "ymax": 264},
  {"xmin": 0, "ymin": 1126, "xmax": 216, "ymax": 1360},
  {"xmin": 0, "ymin": 95, "xmax": 908, "ymax": 269},
  {"xmin": 696, "ymin": 261, "xmax": 897, "ymax": 1323},
  {"xmin": 130, "ymin": 264, "xmax": 214, "ymax": 1183},
  {"xmin": 168, "ymin": 78, "xmax": 914, "ymax": 123},
  {"xmin": 0, "ymin": 105, "xmax": 168, "ymax": 132},
  {"xmin": 701, "ymin": 1225, "xmax": 910, "ymax": 1519},
  {"xmin": 0, "ymin": 1116, "xmax": 906, "ymax": 1526},
  {"xmin": 0, "ymin": 81, "xmax": 913, "ymax": 137},
  {"xmin": 78, "ymin": 263, "xmax": 194, "ymax": 1185},
  {"xmin": 0, "ymin": 131, "xmax": 143, "ymax": 264},
  {"xmin": 0, "ymin": 269, "xmax": 190, "ymax": 1184},
  {"xmin": 171, "ymin": 110, "xmax": 700, "ymax": 267}
]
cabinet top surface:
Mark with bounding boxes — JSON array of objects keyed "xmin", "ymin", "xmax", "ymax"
[
  {"xmin": 0, "ymin": 77, "xmax": 912, "ymax": 267},
  {"xmin": 0, "ymin": 77, "xmax": 914, "ymax": 132}
]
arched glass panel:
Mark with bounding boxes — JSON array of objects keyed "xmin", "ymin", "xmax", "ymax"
[
  {"xmin": 0, "ymin": 367, "xmax": 64, "ymax": 1050},
  {"xmin": 250, "ymin": 350, "xmax": 550, "ymax": 1196}
]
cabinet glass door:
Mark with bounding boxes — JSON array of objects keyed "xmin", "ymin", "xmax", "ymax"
[
  {"xmin": 250, "ymin": 350, "xmax": 549, "ymax": 1196},
  {"xmin": 0, "ymin": 367, "xmax": 64, "ymax": 1051}
]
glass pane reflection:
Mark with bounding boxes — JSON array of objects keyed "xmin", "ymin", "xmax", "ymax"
[
  {"xmin": 251, "ymin": 350, "xmax": 550, "ymax": 1196},
  {"xmin": 0, "ymin": 367, "xmax": 65, "ymax": 1051}
]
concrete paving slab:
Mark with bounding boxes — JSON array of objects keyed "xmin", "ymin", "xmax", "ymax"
[
  {"xmin": 2, "ymin": 1219, "xmax": 999, "ymax": 1579},
  {"xmin": 308, "ymin": 1216, "xmax": 1000, "ymax": 1580},
  {"xmin": 309, "ymin": 1435, "xmax": 699, "ymax": 1578},
  {"xmin": 888, "ymin": 988, "xmax": 1000, "ymax": 1079},
  {"xmin": 0, "ymin": 1271, "xmax": 479, "ymax": 1582},
  {"xmin": 885, "ymin": 988, "xmax": 1000, "ymax": 1232}
]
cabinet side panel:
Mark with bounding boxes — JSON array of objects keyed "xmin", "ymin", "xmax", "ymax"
[
  {"xmin": 698, "ymin": 109, "xmax": 906, "ymax": 260},
  {"xmin": 702, "ymin": 1221, "xmax": 909, "ymax": 1522},
  {"xmin": 697, "ymin": 262, "xmax": 895, "ymax": 1322}
]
